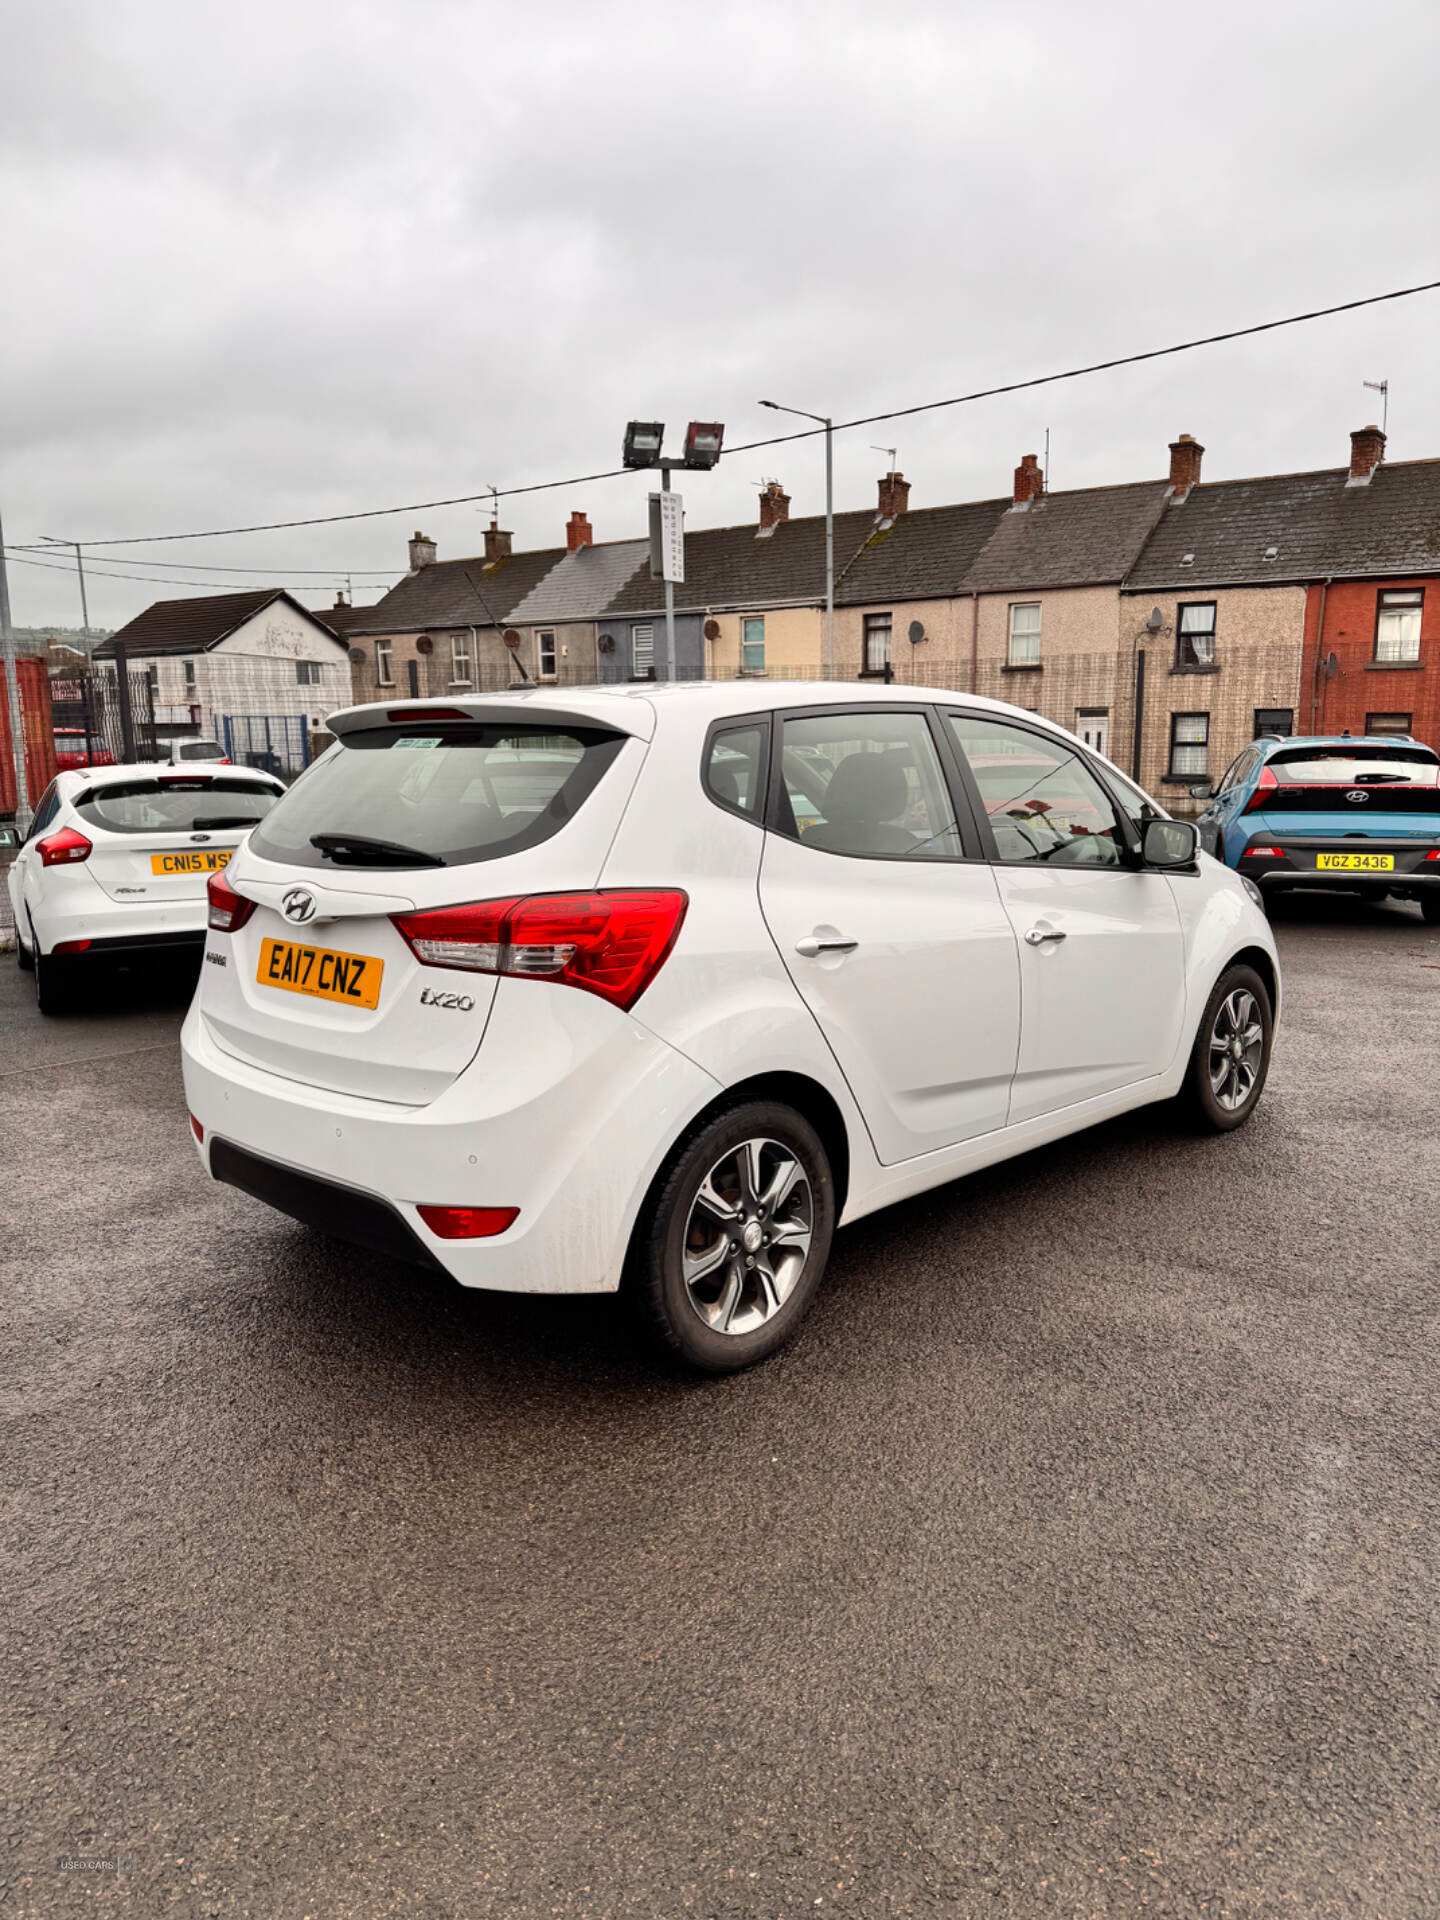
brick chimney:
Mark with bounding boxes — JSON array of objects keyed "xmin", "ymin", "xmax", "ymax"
[
  {"xmin": 758, "ymin": 480, "xmax": 791, "ymax": 530},
  {"xmin": 1012, "ymin": 453, "xmax": 1044, "ymax": 508},
  {"xmin": 1348, "ymin": 424, "xmax": 1386, "ymax": 486},
  {"xmin": 332, "ymin": 591, "xmax": 349, "ymax": 609},
  {"xmin": 1168, "ymin": 435, "xmax": 1204, "ymax": 499},
  {"xmin": 484, "ymin": 521, "xmax": 513, "ymax": 563},
  {"xmin": 566, "ymin": 511, "xmax": 593, "ymax": 552},
  {"xmin": 408, "ymin": 530, "xmax": 436, "ymax": 570},
  {"xmin": 877, "ymin": 470, "xmax": 910, "ymax": 519}
]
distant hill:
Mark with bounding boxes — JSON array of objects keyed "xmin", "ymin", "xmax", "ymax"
[{"xmin": 6, "ymin": 627, "xmax": 112, "ymax": 654}]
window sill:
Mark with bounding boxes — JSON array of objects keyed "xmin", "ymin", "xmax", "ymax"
[
  {"xmin": 1170, "ymin": 663, "xmax": 1218, "ymax": 675},
  {"xmin": 1366, "ymin": 659, "xmax": 1424, "ymax": 670},
  {"xmin": 858, "ymin": 667, "xmax": 893, "ymax": 680},
  {"xmin": 1002, "ymin": 661, "xmax": 1043, "ymax": 673}
]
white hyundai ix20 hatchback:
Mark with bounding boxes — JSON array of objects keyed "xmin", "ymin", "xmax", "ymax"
[{"xmin": 182, "ymin": 684, "xmax": 1280, "ymax": 1371}]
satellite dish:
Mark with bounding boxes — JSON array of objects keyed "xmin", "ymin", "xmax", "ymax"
[
  {"xmin": 598, "ymin": 633, "xmax": 616, "ymax": 654},
  {"xmin": 502, "ymin": 628, "xmax": 522, "ymax": 651},
  {"xmin": 908, "ymin": 620, "xmax": 926, "ymax": 646},
  {"xmin": 415, "ymin": 635, "xmax": 434, "ymax": 656},
  {"xmin": 1323, "ymin": 651, "xmax": 1339, "ymax": 679},
  {"xmin": 347, "ymin": 646, "xmax": 365, "ymax": 665},
  {"xmin": 703, "ymin": 618, "xmax": 721, "ymax": 641}
]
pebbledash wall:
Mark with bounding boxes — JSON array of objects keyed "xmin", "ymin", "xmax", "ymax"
[{"xmin": 147, "ymin": 601, "xmax": 352, "ymax": 739}]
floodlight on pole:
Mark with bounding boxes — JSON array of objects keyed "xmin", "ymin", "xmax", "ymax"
[
  {"xmin": 620, "ymin": 418, "xmax": 726, "ymax": 682},
  {"xmin": 622, "ymin": 422, "xmax": 666, "ymax": 469},
  {"xmin": 761, "ymin": 399, "xmax": 834, "ymax": 674},
  {"xmin": 682, "ymin": 421, "xmax": 725, "ymax": 469}
]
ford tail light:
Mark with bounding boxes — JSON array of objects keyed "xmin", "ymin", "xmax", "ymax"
[
  {"xmin": 1242, "ymin": 766, "xmax": 1278, "ymax": 813},
  {"xmin": 207, "ymin": 866, "xmax": 257, "ymax": 933},
  {"xmin": 392, "ymin": 890, "xmax": 688, "ymax": 1012},
  {"xmin": 36, "ymin": 826, "xmax": 92, "ymax": 866}
]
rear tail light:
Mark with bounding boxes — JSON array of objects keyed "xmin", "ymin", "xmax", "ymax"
[
  {"xmin": 36, "ymin": 826, "xmax": 92, "ymax": 866},
  {"xmin": 392, "ymin": 890, "xmax": 689, "ymax": 1012},
  {"xmin": 1242, "ymin": 766, "xmax": 1278, "ymax": 813},
  {"xmin": 388, "ymin": 708, "xmax": 471, "ymax": 723},
  {"xmin": 1425, "ymin": 850, "xmax": 1440, "ymax": 862},
  {"xmin": 1243, "ymin": 846, "xmax": 1285, "ymax": 859},
  {"xmin": 207, "ymin": 866, "xmax": 257, "ymax": 933},
  {"xmin": 417, "ymin": 1204, "xmax": 519, "ymax": 1239}
]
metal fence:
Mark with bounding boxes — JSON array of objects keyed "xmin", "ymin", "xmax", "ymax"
[
  {"xmin": 215, "ymin": 714, "xmax": 310, "ymax": 781},
  {"xmin": 49, "ymin": 667, "xmax": 159, "ymax": 764}
]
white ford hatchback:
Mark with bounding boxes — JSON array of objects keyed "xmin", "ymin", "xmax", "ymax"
[
  {"xmin": 182, "ymin": 685, "xmax": 1280, "ymax": 1371},
  {"xmin": 11, "ymin": 762, "xmax": 287, "ymax": 1014}
]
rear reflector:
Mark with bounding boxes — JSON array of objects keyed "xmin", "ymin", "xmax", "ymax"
[
  {"xmin": 1243, "ymin": 846, "xmax": 1285, "ymax": 859},
  {"xmin": 392, "ymin": 890, "xmax": 688, "ymax": 1012},
  {"xmin": 416, "ymin": 1204, "xmax": 519, "ymax": 1239},
  {"xmin": 1425, "ymin": 850, "xmax": 1440, "ymax": 862},
  {"xmin": 54, "ymin": 938, "xmax": 93, "ymax": 952},
  {"xmin": 190, "ymin": 1114, "xmax": 204, "ymax": 1144},
  {"xmin": 36, "ymin": 826, "xmax": 92, "ymax": 867},
  {"xmin": 207, "ymin": 866, "xmax": 257, "ymax": 933}
]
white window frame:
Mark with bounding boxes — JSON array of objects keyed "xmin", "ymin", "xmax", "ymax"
[
  {"xmin": 1375, "ymin": 589, "xmax": 1422, "ymax": 664},
  {"xmin": 451, "ymin": 632, "xmax": 473, "ymax": 685},
  {"xmin": 740, "ymin": 615, "xmax": 766, "ymax": 675},
  {"xmin": 1008, "ymin": 602, "xmax": 1042, "ymax": 667},
  {"xmin": 631, "ymin": 624, "xmax": 654, "ymax": 676},
  {"xmin": 536, "ymin": 629, "xmax": 557, "ymax": 681},
  {"xmin": 375, "ymin": 639, "xmax": 394, "ymax": 686}
]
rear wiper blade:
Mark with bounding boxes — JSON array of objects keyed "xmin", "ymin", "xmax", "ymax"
[
  {"xmin": 309, "ymin": 832, "xmax": 445, "ymax": 867},
  {"xmin": 193, "ymin": 815, "xmax": 260, "ymax": 828}
]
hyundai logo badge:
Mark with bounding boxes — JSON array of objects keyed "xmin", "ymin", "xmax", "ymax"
[
  {"xmin": 1346, "ymin": 789, "xmax": 1369, "ymax": 803},
  {"xmin": 282, "ymin": 886, "xmax": 318, "ymax": 924}
]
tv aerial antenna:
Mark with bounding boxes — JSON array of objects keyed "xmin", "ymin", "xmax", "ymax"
[
  {"xmin": 1363, "ymin": 379, "xmax": 1389, "ymax": 437},
  {"xmin": 871, "ymin": 444, "xmax": 898, "ymax": 470}
]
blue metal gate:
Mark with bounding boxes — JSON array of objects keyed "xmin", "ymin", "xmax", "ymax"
[{"xmin": 216, "ymin": 715, "xmax": 310, "ymax": 781}]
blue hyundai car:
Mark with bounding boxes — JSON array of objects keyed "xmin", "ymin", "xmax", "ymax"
[{"xmin": 1191, "ymin": 733, "xmax": 1440, "ymax": 921}]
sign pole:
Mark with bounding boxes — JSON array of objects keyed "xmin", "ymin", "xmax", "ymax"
[
  {"xmin": 0, "ymin": 501, "xmax": 31, "ymax": 831},
  {"xmin": 661, "ymin": 465, "xmax": 677, "ymax": 684}
]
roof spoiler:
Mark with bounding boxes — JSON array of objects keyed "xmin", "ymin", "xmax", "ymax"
[{"xmin": 324, "ymin": 694, "xmax": 653, "ymax": 741}]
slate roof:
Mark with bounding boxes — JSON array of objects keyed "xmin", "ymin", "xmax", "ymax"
[
  {"xmin": 343, "ymin": 546, "xmax": 569, "ymax": 637},
  {"xmin": 1125, "ymin": 458, "xmax": 1440, "ymax": 589},
  {"xmin": 603, "ymin": 509, "xmax": 880, "ymax": 616},
  {"xmin": 313, "ymin": 598, "xmax": 374, "ymax": 638},
  {"xmin": 507, "ymin": 540, "xmax": 647, "ymax": 625},
  {"xmin": 962, "ymin": 481, "xmax": 1172, "ymax": 594},
  {"xmin": 93, "ymin": 589, "xmax": 346, "ymax": 659},
  {"xmin": 836, "ymin": 498, "xmax": 1013, "ymax": 604}
]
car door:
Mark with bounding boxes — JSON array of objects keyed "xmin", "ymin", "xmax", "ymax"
[
  {"xmin": 944, "ymin": 711, "xmax": 1186, "ymax": 1126},
  {"xmin": 757, "ymin": 704, "xmax": 1021, "ymax": 1165},
  {"xmin": 9, "ymin": 781, "xmax": 62, "ymax": 935}
]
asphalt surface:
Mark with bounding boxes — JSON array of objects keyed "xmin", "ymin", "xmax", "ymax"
[{"xmin": 3, "ymin": 897, "xmax": 1439, "ymax": 1919}]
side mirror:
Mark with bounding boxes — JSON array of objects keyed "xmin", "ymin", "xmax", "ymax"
[
  {"xmin": 1188, "ymin": 779, "xmax": 1214, "ymax": 799},
  {"xmin": 1143, "ymin": 817, "xmax": 1199, "ymax": 869},
  {"xmin": 0, "ymin": 825, "xmax": 18, "ymax": 851}
]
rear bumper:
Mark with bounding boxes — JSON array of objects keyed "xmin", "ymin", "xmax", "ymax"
[
  {"xmin": 181, "ymin": 983, "xmax": 722, "ymax": 1295},
  {"xmin": 1236, "ymin": 836, "xmax": 1440, "ymax": 892},
  {"xmin": 34, "ymin": 890, "xmax": 209, "ymax": 956}
]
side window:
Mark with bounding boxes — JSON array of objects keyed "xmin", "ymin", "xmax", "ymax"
[
  {"xmin": 1106, "ymin": 767, "xmax": 1161, "ymax": 833},
  {"xmin": 948, "ymin": 715, "xmax": 1127, "ymax": 868},
  {"xmin": 28, "ymin": 783, "xmax": 61, "ymax": 838},
  {"xmin": 704, "ymin": 724, "xmax": 767, "ymax": 819},
  {"xmin": 775, "ymin": 710, "xmax": 962, "ymax": 860}
]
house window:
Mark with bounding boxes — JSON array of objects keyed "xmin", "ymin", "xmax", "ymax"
[
  {"xmin": 1365, "ymin": 711, "xmax": 1413, "ymax": 735},
  {"xmin": 295, "ymin": 661, "xmax": 322, "ymax": 685},
  {"xmin": 1253, "ymin": 708, "xmax": 1293, "ymax": 739},
  {"xmin": 863, "ymin": 612, "xmax": 892, "ymax": 674},
  {"xmin": 740, "ymin": 616, "xmax": 766, "ymax": 674},
  {"xmin": 451, "ymin": 633, "xmax": 473, "ymax": 685},
  {"xmin": 1176, "ymin": 602, "xmax": 1217, "ymax": 668},
  {"xmin": 536, "ymin": 630, "xmax": 557, "ymax": 681},
  {"xmin": 631, "ymin": 624, "xmax": 654, "ymax": 677},
  {"xmin": 183, "ymin": 660, "xmax": 197, "ymax": 693},
  {"xmin": 1007, "ymin": 602, "xmax": 1042, "ymax": 667},
  {"xmin": 375, "ymin": 639, "xmax": 394, "ymax": 685},
  {"xmin": 1375, "ymin": 589, "xmax": 1422, "ymax": 663},
  {"xmin": 1076, "ymin": 708, "xmax": 1109, "ymax": 757},
  {"xmin": 1169, "ymin": 712, "xmax": 1209, "ymax": 777}
]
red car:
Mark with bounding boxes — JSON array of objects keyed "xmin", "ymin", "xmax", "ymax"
[{"xmin": 52, "ymin": 730, "xmax": 117, "ymax": 774}]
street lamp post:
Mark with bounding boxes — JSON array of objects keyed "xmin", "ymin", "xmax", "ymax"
[
  {"xmin": 0, "ymin": 499, "xmax": 30, "ymax": 830},
  {"xmin": 42, "ymin": 535, "xmax": 90, "ymax": 640},
  {"xmin": 760, "ymin": 400, "xmax": 833, "ymax": 677},
  {"xmin": 622, "ymin": 421, "xmax": 724, "ymax": 683}
]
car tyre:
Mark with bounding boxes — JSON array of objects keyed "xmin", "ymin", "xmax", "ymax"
[
  {"xmin": 1176, "ymin": 963, "xmax": 1273, "ymax": 1133},
  {"xmin": 33, "ymin": 947, "xmax": 75, "ymax": 1016},
  {"xmin": 1421, "ymin": 896, "xmax": 1440, "ymax": 926},
  {"xmin": 15, "ymin": 929, "xmax": 34, "ymax": 972},
  {"xmin": 629, "ymin": 1100, "xmax": 836, "ymax": 1374}
]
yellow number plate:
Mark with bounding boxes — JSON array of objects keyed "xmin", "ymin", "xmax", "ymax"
[
  {"xmin": 257, "ymin": 937, "xmax": 384, "ymax": 1010},
  {"xmin": 1316, "ymin": 852, "xmax": 1394, "ymax": 872},
  {"xmin": 151, "ymin": 849, "xmax": 232, "ymax": 875}
]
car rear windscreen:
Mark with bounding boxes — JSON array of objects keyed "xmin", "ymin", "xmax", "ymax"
[
  {"xmin": 248, "ymin": 722, "xmax": 626, "ymax": 869},
  {"xmin": 1259, "ymin": 746, "xmax": 1440, "ymax": 812},
  {"xmin": 74, "ymin": 778, "xmax": 281, "ymax": 834}
]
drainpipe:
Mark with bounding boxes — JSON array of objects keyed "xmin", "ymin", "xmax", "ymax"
[
  {"xmin": 1307, "ymin": 580, "xmax": 1331, "ymax": 735},
  {"xmin": 969, "ymin": 592, "xmax": 980, "ymax": 695},
  {"xmin": 1130, "ymin": 645, "xmax": 1146, "ymax": 781}
]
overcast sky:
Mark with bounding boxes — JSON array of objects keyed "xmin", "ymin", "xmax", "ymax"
[{"xmin": 4, "ymin": 0, "xmax": 1438, "ymax": 629}]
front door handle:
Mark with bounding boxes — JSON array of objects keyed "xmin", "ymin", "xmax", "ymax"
[
  {"xmin": 795, "ymin": 933, "xmax": 859, "ymax": 958},
  {"xmin": 1023, "ymin": 926, "xmax": 1067, "ymax": 946}
]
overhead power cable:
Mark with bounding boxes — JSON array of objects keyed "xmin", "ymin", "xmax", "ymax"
[
  {"xmin": 2, "ymin": 547, "xmax": 372, "ymax": 595},
  {"xmin": 43, "ymin": 275, "xmax": 1440, "ymax": 548},
  {"xmin": 7, "ymin": 545, "xmax": 395, "ymax": 576}
]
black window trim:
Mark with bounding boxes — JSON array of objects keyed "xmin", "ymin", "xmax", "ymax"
[
  {"xmin": 1167, "ymin": 710, "xmax": 1211, "ymax": 782},
  {"xmin": 700, "ymin": 712, "xmax": 772, "ymax": 826},
  {"xmin": 938, "ymin": 705, "xmax": 1146, "ymax": 872},
  {"xmin": 762, "ymin": 701, "xmax": 986, "ymax": 864},
  {"xmin": 1174, "ymin": 599, "xmax": 1219, "ymax": 673}
]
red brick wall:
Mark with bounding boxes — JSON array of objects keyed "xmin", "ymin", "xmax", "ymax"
[{"xmin": 1302, "ymin": 578, "xmax": 1440, "ymax": 744}]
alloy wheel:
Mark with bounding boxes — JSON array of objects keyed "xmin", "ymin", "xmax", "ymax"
[
  {"xmin": 681, "ymin": 1137, "xmax": 814, "ymax": 1337},
  {"xmin": 1209, "ymin": 988, "xmax": 1264, "ymax": 1112}
]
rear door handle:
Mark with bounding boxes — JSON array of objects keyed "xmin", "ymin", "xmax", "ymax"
[
  {"xmin": 1023, "ymin": 926, "xmax": 1066, "ymax": 946},
  {"xmin": 795, "ymin": 933, "xmax": 859, "ymax": 957}
]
